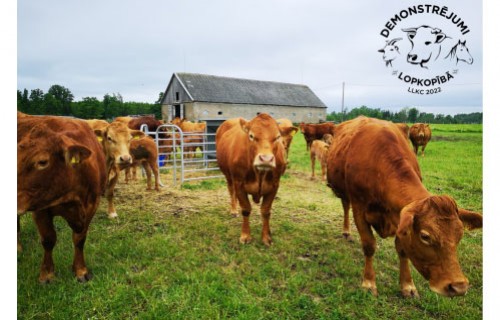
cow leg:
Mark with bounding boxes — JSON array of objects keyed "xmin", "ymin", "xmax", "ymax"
[
  {"xmin": 143, "ymin": 162, "xmax": 153, "ymax": 190},
  {"xmin": 321, "ymin": 161, "xmax": 327, "ymax": 181},
  {"xmin": 150, "ymin": 160, "xmax": 160, "ymax": 191},
  {"xmin": 352, "ymin": 204, "xmax": 378, "ymax": 296},
  {"xmin": 260, "ymin": 189, "xmax": 278, "ymax": 246},
  {"xmin": 413, "ymin": 144, "xmax": 418, "ymax": 155},
  {"xmin": 395, "ymin": 237, "xmax": 419, "ymax": 297},
  {"xmin": 58, "ymin": 204, "xmax": 94, "ymax": 282},
  {"xmin": 225, "ymin": 177, "xmax": 238, "ymax": 216},
  {"xmin": 32, "ymin": 210, "xmax": 56, "ymax": 283},
  {"xmin": 341, "ymin": 198, "xmax": 353, "ymax": 241},
  {"xmin": 310, "ymin": 151, "xmax": 316, "ymax": 179},
  {"xmin": 17, "ymin": 216, "xmax": 23, "ymax": 252},
  {"xmin": 236, "ymin": 186, "xmax": 252, "ymax": 244},
  {"xmin": 124, "ymin": 167, "xmax": 130, "ymax": 184},
  {"xmin": 421, "ymin": 144, "xmax": 426, "ymax": 157},
  {"xmin": 106, "ymin": 168, "xmax": 119, "ymax": 218}
]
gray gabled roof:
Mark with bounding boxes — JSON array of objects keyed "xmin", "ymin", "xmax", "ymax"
[{"xmin": 173, "ymin": 73, "xmax": 327, "ymax": 108}]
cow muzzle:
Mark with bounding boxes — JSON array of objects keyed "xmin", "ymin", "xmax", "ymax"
[
  {"xmin": 430, "ymin": 278, "xmax": 469, "ymax": 297},
  {"xmin": 254, "ymin": 154, "xmax": 276, "ymax": 171},
  {"xmin": 117, "ymin": 154, "xmax": 132, "ymax": 166}
]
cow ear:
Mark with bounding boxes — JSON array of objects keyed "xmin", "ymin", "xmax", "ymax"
[
  {"xmin": 280, "ymin": 126, "xmax": 298, "ymax": 137},
  {"xmin": 378, "ymin": 48, "xmax": 384, "ymax": 53},
  {"xmin": 435, "ymin": 33, "xmax": 447, "ymax": 44},
  {"xmin": 94, "ymin": 129, "xmax": 104, "ymax": 142},
  {"xmin": 239, "ymin": 118, "xmax": 249, "ymax": 134},
  {"xmin": 458, "ymin": 209, "xmax": 483, "ymax": 230},
  {"xmin": 397, "ymin": 207, "xmax": 416, "ymax": 238},
  {"xmin": 402, "ymin": 28, "xmax": 416, "ymax": 40},
  {"xmin": 131, "ymin": 130, "xmax": 145, "ymax": 139},
  {"xmin": 61, "ymin": 136, "xmax": 92, "ymax": 165}
]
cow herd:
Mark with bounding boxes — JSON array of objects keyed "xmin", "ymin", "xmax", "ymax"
[{"xmin": 17, "ymin": 111, "xmax": 481, "ymax": 299}]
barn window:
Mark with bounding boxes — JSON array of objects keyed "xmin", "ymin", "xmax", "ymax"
[
  {"xmin": 308, "ymin": 112, "xmax": 312, "ymax": 117},
  {"xmin": 218, "ymin": 111, "xmax": 223, "ymax": 115},
  {"xmin": 175, "ymin": 92, "xmax": 180, "ymax": 101},
  {"xmin": 292, "ymin": 113, "xmax": 296, "ymax": 116}
]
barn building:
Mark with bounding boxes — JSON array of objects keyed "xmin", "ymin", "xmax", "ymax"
[{"xmin": 159, "ymin": 73, "xmax": 328, "ymax": 124}]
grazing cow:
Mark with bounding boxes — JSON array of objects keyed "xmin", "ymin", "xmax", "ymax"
[
  {"xmin": 276, "ymin": 118, "xmax": 299, "ymax": 163},
  {"xmin": 17, "ymin": 115, "xmax": 106, "ymax": 283},
  {"xmin": 409, "ymin": 123, "xmax": 432, "ymax": 156},
  {"xmin": 125, "ymin": 136, "xmax": 161, "ymax": 191},
  {"xmin": 94, "ymin": 121, "xmax": 145, "ymax": 218},
  {"xmin": 326, "ymin": 116, "xmax": 482, "ymax": 297},
  {"xmin": 402, "ymin": 25, "xmax": 448, "ymax": 68},
  {"xmin": 310, "ymin": 140, "xmax": 329, "ymax": 181},
  {"xmin": 216, "ymin": 114, "xmax": 291, "ymax": 246},
  {"xmin": 299, "ymin": 122, "xmax": 335, "ymax": 151}
]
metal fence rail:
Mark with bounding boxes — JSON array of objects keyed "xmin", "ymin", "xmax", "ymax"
[{"xmin": 140, "ymin": 124, "xmax": 223, "ymax": 185}]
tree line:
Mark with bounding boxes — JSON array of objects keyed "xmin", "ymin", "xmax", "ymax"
[
  {"xmin": 18, "ymin": 84, "xmax": 482, "ymax": 124},
  {"xmin": 17, "ymin": 84, "xmax": 163, "ymax": 120},
  {"xmin": 326, "ymin": 105, "xmax": 482, "ymax": 124}
]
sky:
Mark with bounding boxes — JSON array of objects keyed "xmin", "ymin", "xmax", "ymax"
[{"xmin": 16, "ymin": 0, "xmax": 484, "ymax": 116}]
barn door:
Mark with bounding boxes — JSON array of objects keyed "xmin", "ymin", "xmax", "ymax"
[{"xmin": 173, "ymin": 104, "xmax": 184, "ymax": 119}]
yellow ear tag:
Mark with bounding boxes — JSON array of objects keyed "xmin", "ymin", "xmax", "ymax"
[
  {"xmin": 71, "ymin": 156, "xmax": 79, "ymax": 164},
  {"xmin": 134, "ymin": 135, "xmax": 141, "ymax": 140},
  {"xmin": 290, "ymin": 131, "xmax": 296, "ymax": 137},
  {"xmin": 97, "ymin": 136, "xmax": 103, "ymax": 142}
]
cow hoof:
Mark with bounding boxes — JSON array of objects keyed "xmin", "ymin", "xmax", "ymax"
[
  {"xmin": 362, "ymin": 281, "xmax": 378, "ymax": 297},
  {"xmin": 401, "ymin": 286, "xmax": 419, "ymax": 298},
  {"xmin": 108, "ymin": 212, "xmax": 118, "ymax": 219},
  {"xmin": 342, "ymin": 233, "xmax": 354, "ymax": 242},
  {"xmin": 76, "ymin": 272, "xmax": 93, "ymax": 283},
  {"xmin": 239, "ymin": 235, "xmax": 252, "ymax": 244},
  {"xmin": 262, "ymin": 238, "xmax": 273, "ymax": 247},
  {"xmin": 39, "ymin": 272, "xmax": 55, "ymax": 284}
]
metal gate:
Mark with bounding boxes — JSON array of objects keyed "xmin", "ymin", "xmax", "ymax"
[{"xmin": 140, "ymin": 124, "xmax": 223, "ymax": 185}]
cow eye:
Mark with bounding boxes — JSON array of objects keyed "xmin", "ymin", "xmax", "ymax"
[
  {"xmin": 249, "ymin": 133, "xmax": 255, "ymax": 141},
  {"xmin": 274, "ymin": 135, "xmax": 281, "ymax": 142},
  {"xmin": 35, "ymin": 159, "xmax": 49, "ymax": 170},
  {"xmin": 107, "ymin": 136, "xmax": 114, "ymax": 143},
  {"xmin": 419, "ymin": 231, "xmax": 432, "ymax": 245},
  {"xmin": 425, "ymin": 41, "xmax": 432, "ymax": 46}
]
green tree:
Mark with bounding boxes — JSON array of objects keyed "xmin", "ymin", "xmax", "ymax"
[
  {"xmin": 408, "ymin": 107, "xmax": 419, "ymax": 123},
  {"xmin": 29, "ymin": 89, "xmax": 46, "ymax": 114},
  {"xmin": 71, "ymin": 97, "xmax": 104, "ymax": 119},
  {"xmin": 48, "ymin": 85, "xmax": 74, "ymax": 115},
  {"xmin": 103, "ymin": 93, "xmax": 123, "ymax": 120}
]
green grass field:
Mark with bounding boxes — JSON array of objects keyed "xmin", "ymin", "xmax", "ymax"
[{"xmin": 17, "ymin": 123, "xmax": 482, "ymax": 319}]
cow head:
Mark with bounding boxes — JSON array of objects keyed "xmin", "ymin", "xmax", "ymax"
[
  {"xmin": 280, "ymin": 126, "xmax": 298, "ymax": 160},
  {"xmin": 322, "ymin": 133, "xmax": 334, "ymax": 145},
  {"xmin": 94, "ymin": 122, "xmax": 145, "ymax": 168},
  {"xmin": 412, "ymin": 123, "xmax": 430, "ymax": 138},
  {"xmin": 17, "ymin": 124, "xmax": 92, "ymax": 212},
  {"xmin": 396, "ymin": 195, "xmax": 482, "ymax": 297},
  {"xmin": 402, "ymin": 26, "xmax": 447, "ymax": 68},
  {"xmin": 239, "ymin": 114, "xmax": 284, "ymax": 171}
]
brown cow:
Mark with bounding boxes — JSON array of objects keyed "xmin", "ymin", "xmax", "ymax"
[
  {"xmin": 17, "ymin": 115, "xmax": 106, "ymax": 283},
  {"xmin": 299, "ymin": 122, "xmax": 335, "ymax": 151},
  {"xmin": 125, "ymin": 136, "xmax": 161, "ymax": 191},
  {"xmin": 310, "ymin": 140, "xmax": 330, "ymax": 181},
  {"xmin": 322, "ymin": 133, "xmax": 334, "ymax": 145},
  {"xmin": 128, "ymin": 116, "xmax": 164, "ymax": 132},
  {"xmin": 409, "ymin": 123, "xmax": 432, "ymax": 156},
  {"xmin": 94, "ymin": 121, "xmax": 145, "ymax": 218},
  {"xmin": 326, "ymin": 116, "xmax": 482, "ymax": 297},
  {"xmin": 171, "ymin": 117, "xmax": 206, "ymax": 158},
  {"xmin": 216, "ymin": 114, "xmax": 293, "ymax": 246},
  {"xmin": 276, "ymin": 118, "xmax": 299, "ymax": 163}
]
